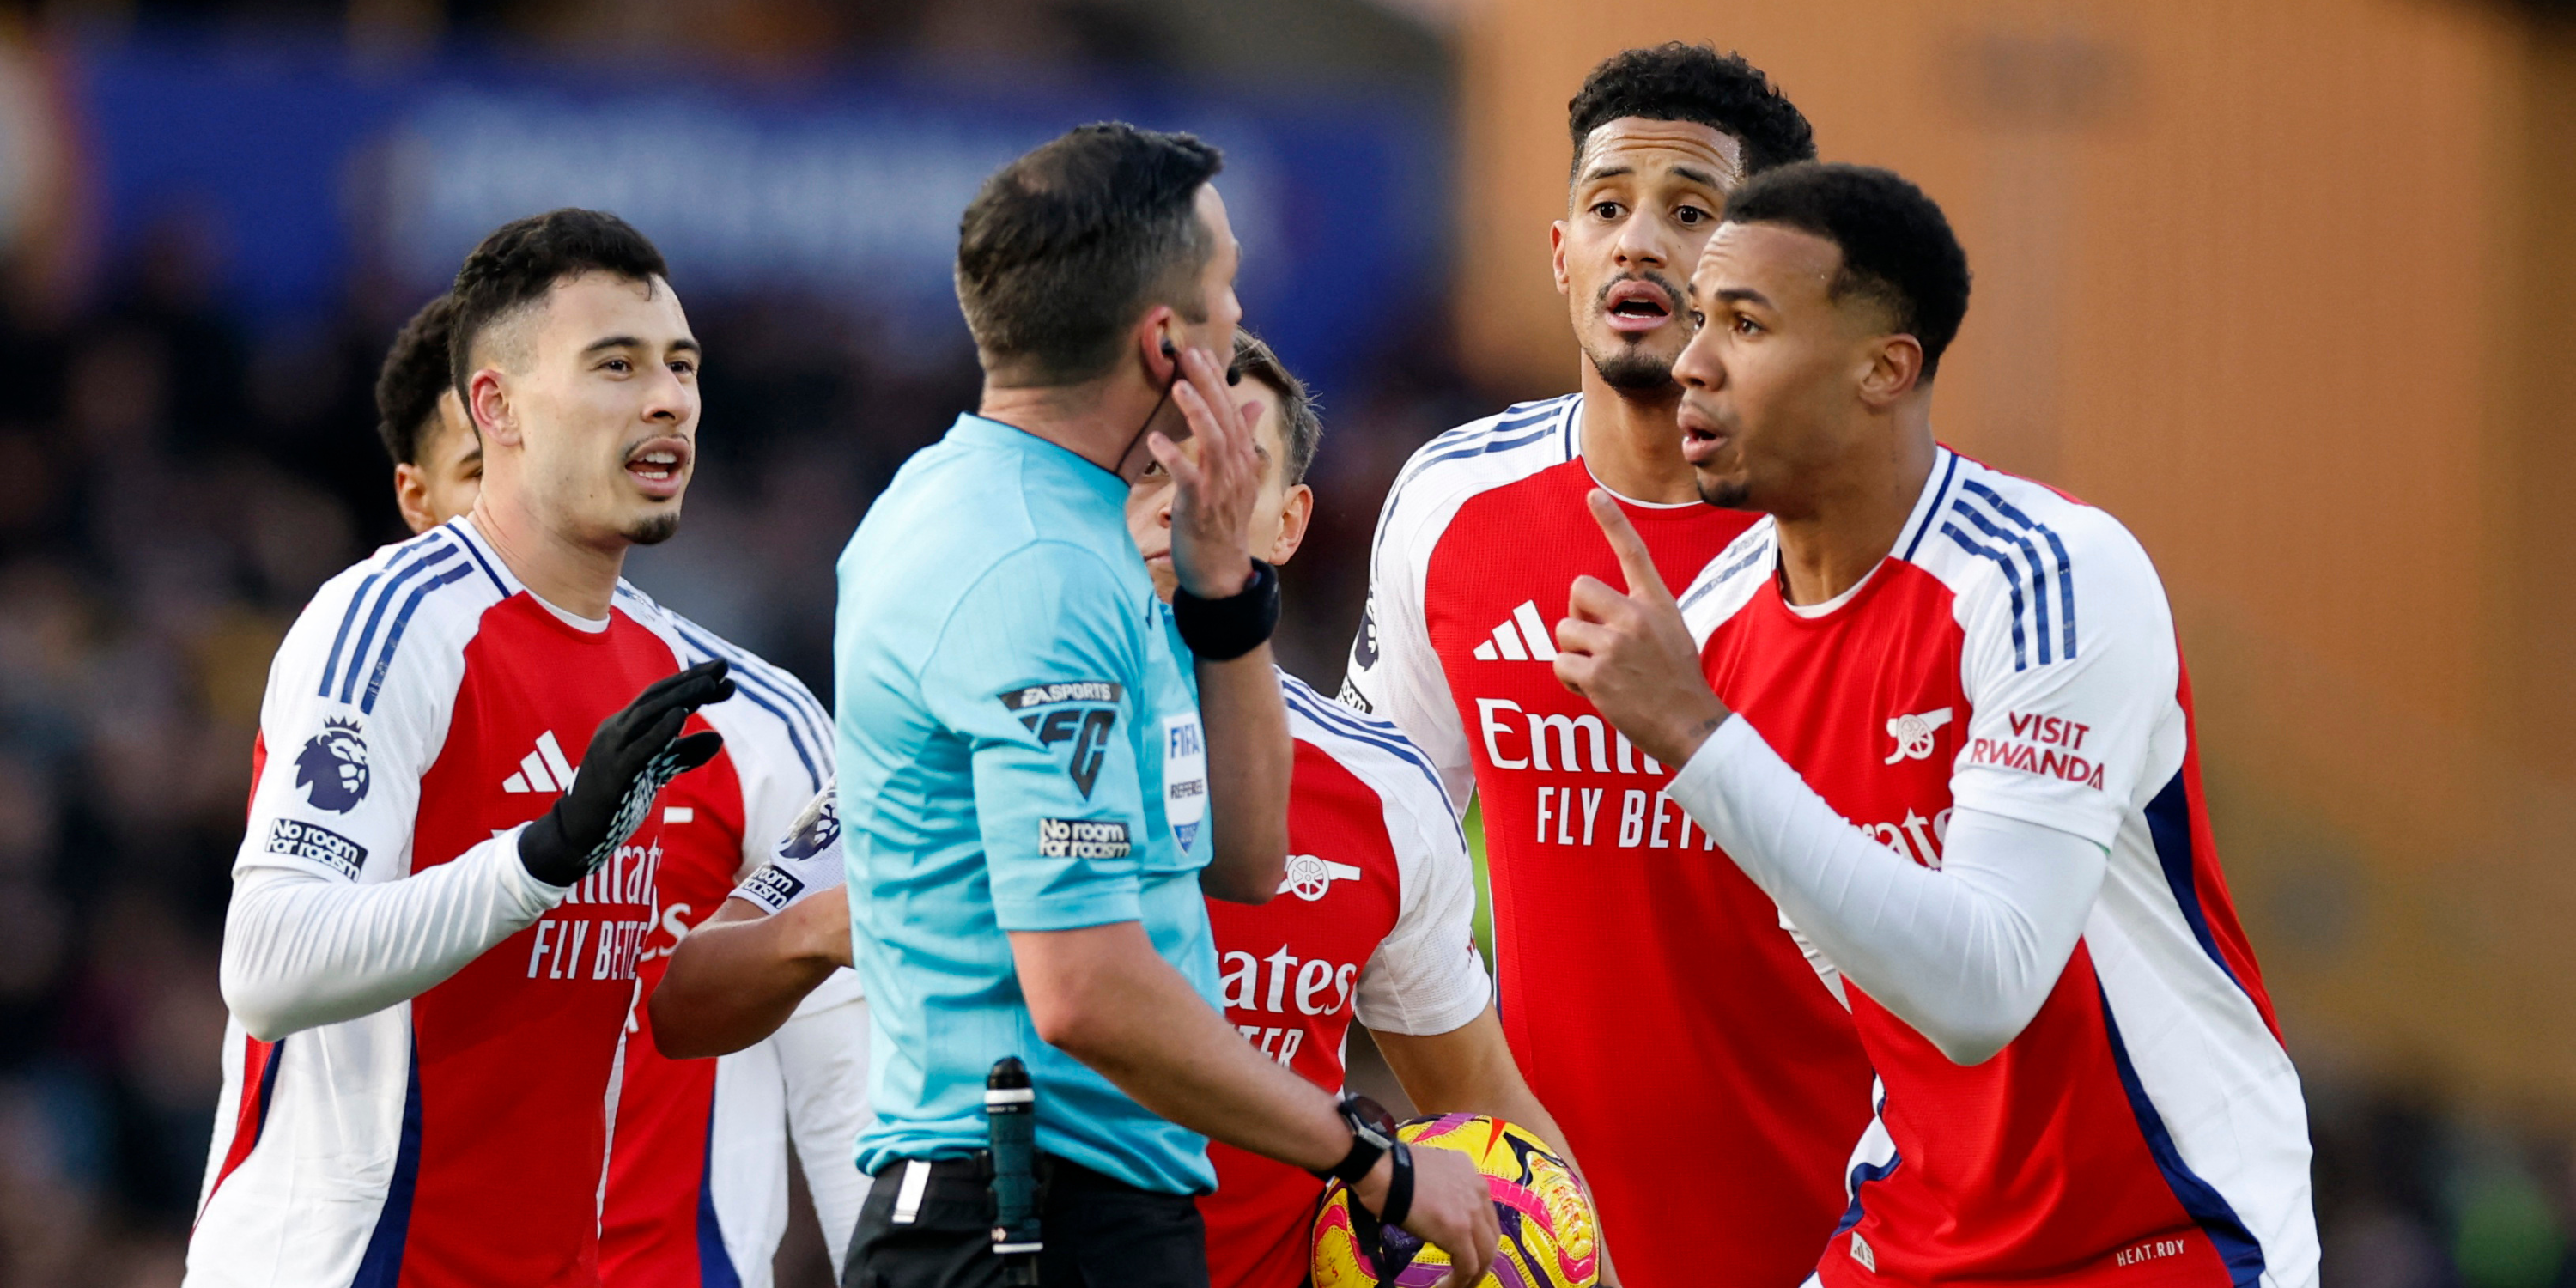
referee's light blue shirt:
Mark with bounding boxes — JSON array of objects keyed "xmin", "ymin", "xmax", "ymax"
[{"xmin": 835, "ymin": 413, "xmax": 1218, "ymax": 1194}]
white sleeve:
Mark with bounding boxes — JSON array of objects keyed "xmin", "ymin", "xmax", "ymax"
[
  {"xmin": 221, "ymin": 556, "xmax": 564, "ymax": 1040},
  {"xmin": 1668, "ymin": 720, "xmax": 2104, "ymax": 1066},
  {"xmin": 1778, "ymin": 908, "xmax": 1849, "ymax": 1009},
  {"xmin": 772, "ymin": 988, "xmax": 869, "ymax": 1269},
  {"xmin": 1352, "ymin": 780, "xmax": 1491, "ymax": 1038},
  {"xmin": 1948, "ymin": 514, "xmax": 2178, "ymax": 847},
  {"xmin": 729, "ymin": 781, "xmax": 848, "ymax": 920},
  {"xmin": 222, "ymin": 835, "xmax": 565, "ymax": 1040},
  {"xmin": 1340, "ymin": 504, "xmax": 1477, "ymax": 812}
]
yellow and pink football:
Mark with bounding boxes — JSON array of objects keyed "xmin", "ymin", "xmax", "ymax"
[{"xmin": 1311, "ymin": 1114, "xmax": 1600, "ymax": 1288}]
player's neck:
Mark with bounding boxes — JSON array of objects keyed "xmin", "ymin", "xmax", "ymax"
[
  {"xmin": 978, "ymin": 379, "xmax": 1157, "ymax": 479},
  {"xmin": 1771, "ymin": 416, "xmax": 1938, "ymax": 608},
  {"xmin": 465, "ymin": 492, "xmax": 626, "ymax": 620},
  {"xmin": 1575, "ymin": 365, "xmax": 1698, "ymax": 505}
]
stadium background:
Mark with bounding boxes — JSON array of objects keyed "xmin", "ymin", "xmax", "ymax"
[{"xmin": 0, "ymin": 0, "xmax": 2564, "ymax": 1284}]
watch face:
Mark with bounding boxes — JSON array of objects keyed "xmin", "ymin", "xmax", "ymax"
[{"xmin": 1345, "ymin": 1095, "xmax": 1398, "ymax": 1147}]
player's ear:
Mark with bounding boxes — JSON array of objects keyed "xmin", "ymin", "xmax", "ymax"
[
  {"xmin": 1855, "ymin": 334, "xmax": 1924, "ymax": 410},
  {"xmin": 1268, "ymin": 483, "xmax": 1315, "ymax": 566},
  {"xmin": 392, "ymin": 464, "xmax": 437, "ymax": 536},
  {"xmin": 468, "ymin": 368, "xmax": 519, "ymax": 447},
  {"xmin": 1550, "ymin": 219, "xmax": 1572, "ymax": 297},
  {"xmin": 1134, "ymin": 305, "xmax": 1180, "ymax": 383}
]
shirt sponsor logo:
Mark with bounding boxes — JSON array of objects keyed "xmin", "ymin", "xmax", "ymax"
[
  {"xmin": 1036, "ymin": 817, "xmax": 1132, "ymax": 860},
  {"xmin": 266, "ymin": 817, "xmax": 367, "ymax": 879},
  {"xmin": 1003, "ymin": 681, "xmax": 1121, "ymax": 798},
  {"xmin": 1882, "ymin": 707, "xmax": 1954, "ymax": 764},
  {"xmin": 1218, "ymin": 942, "xmax": 1363, "ymax": 1066},
  {"xmin": 1967, "ymin": 709, "xmax": 2107, "ymax": 790},
  {"xmin": 738, "ymin": 863, "xmax": 805, "ymax": 913},
  {"xmin": 1857, "ymin": 807, "xmax": 1953, "ymax": 869},
  {"xmin": 294, "ymin": 719, "xmax": 370, "ymax": 813},
  {"xmin": 1965, "ymin": 736, "xmax": 2107, "ymax": 790},
  {"xmin": 999, "ymin": 681, "xmax": 1122, "ymax": 711},
  {"xmin": 1278, "ymin": 854, "xmax": 1364, "ymax": 901}
]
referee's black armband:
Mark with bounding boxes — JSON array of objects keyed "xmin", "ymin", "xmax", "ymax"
[{"xmin": 1172, "ymin": 559, "xmax": 1279, "ymax": 662}]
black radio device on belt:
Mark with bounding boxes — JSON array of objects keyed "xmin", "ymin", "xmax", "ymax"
[{"xmin": 986, "ymin": 1057, "xmax": 1042, "ymax": 1284}]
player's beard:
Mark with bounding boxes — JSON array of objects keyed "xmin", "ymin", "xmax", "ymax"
[
  {"xmin": 624, "ymin": 510, "xmax": 681, "ymax": 545},
  {"xmin": 1697, "ymin": 475, "xmax": 1751, "ymax": 509},
  {"xmin": 1590, "ymin": 343, "xmax": 1676, "ymax": 393}
]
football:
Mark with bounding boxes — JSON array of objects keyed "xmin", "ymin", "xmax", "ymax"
[{"xmin": 1311, "ymin": 1114, "xmax": 1600, "ymax": 1288}]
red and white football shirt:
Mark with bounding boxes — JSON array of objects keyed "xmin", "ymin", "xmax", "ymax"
[
  {"xmin": 1676, "ymin": 447, "xmax": 2316, "ymax": 1287},
  {"xmin": 192, "ymin": 518, "xmax": 709, "ymax": 1287},
  {"xmin": 1342, "ymin": 394, "xmax": 1874, "ymax": 1285},
  {"xmin": 1201, "ymin": 673, "xmax": 1488, "ymax": 1288},
  {"xmin": 599, "ymin": 587, "xmax": 869, "ymax": 1288}
]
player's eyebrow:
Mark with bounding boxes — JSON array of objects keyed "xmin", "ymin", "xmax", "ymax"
[
  {"xmin": 1577, "ymin": 163, "xmax": 1634, "ymax": 185},
  {"xmin": 1716, "ymin": 287, "xmax": 1773, "ymax": 308},
  {"xmin": 581, "ymin": 335, "xmax": 700, "ymax": 358},
  {"xmin": 1671, "ymin": 165, "xmax": 1722, "ymax": 189}
]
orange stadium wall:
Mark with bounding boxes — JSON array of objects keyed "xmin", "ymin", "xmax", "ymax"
[{"xmin": 1455, "ymin": 0, "xmax": 2576, "ymax": 1114}]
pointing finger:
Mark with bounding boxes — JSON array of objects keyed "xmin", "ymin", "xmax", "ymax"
[{"xmin": 1588, "ymin": 489, "xmax": 1675, "ymax": 607}]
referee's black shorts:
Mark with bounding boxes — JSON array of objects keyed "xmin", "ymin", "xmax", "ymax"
[{"xmin": 842, "ymin": 1153, "xmax": 1208, "ymax": 1288}]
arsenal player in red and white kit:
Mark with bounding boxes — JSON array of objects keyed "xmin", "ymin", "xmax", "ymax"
[
  {"xmin": 1342, "ymin": 46, "xmax": 1869, "ymax": 1283},
  {"xmin": 362, "ymin": 294, "xmax": 870, "ymax": 1286},
  {"xmin": 191, "ymin": 210, "xmax": 749, "ymax": 1288},
  {"xmin": 1555, "ymin": 163, "xmax": 2317, "ymax": 1287}
]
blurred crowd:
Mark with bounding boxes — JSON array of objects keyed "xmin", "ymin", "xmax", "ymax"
[{"xmin": 0, "ymin": 51, "xmax": 2568, "ymax": 1288}]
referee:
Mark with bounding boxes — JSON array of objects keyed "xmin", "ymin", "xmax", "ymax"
[{"xmin": 832, "ymin": 125, "xmax": 1498, "ymax": 1287}]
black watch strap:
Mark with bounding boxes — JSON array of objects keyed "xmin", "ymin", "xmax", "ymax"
[{"xmin": 1312, "ymin": 1093, "xmax": 1397, "ymax": 1183}]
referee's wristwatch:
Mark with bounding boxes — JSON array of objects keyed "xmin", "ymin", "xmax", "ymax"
[{"xmin": 1311, "ymin": 1093, "xmax": 1413, "ymax": 1227}]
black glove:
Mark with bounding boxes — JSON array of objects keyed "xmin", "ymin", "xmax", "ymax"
[{"xmin": 518, "ymin": 659, "xmax": 733, "ymax": 887}]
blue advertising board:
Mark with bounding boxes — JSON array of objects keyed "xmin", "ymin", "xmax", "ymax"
[{"xmin": 70, "ymin": 37, "xmax": 1447, "ymax": 401}]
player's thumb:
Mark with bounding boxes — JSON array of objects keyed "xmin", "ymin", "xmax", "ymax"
[
  {"xmin": 1587, "ymin": 489, "xmax": 1674, "ymax": 605},
  {"xmin": 665, "ymin": 730, "xmax": 724, "ymax": 774}
]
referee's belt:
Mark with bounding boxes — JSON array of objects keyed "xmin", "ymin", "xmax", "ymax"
[{"xmin": 876, "ymin": 1151, "xmax": 1156, "ymax": 1225}]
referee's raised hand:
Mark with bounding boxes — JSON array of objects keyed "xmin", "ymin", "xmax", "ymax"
[{"xmin": 1148, "ymin": 344, "xmax": 1261, "ymax": 599}]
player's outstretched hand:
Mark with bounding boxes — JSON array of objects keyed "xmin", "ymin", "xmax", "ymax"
[
  {"xmin": 519, "ymin": 659, "xmax": 734, "ymax": 888},
  {"xmin": 1151, "ymin": 344, "xmax": 1261, "ymax": 599},
  {"xmin": 1388, "ymin": 1145, "xmax": 1500, "ymax": 1288},
  {"xmin": 1552, "ymin": 489, "xmax": 1732, "ymax": 767}
]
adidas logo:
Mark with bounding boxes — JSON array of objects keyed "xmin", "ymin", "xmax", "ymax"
[
  {"xmin": 502, "ymin": 730, "xmax": 580, "ymax": 794},
  {"xmin": 1471, "ymin": 601, "xmax": 1558, "ymax": 662}
]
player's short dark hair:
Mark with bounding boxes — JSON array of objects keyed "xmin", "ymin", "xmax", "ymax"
[
  {"xmin": 1230, "ymin": 331, "xmax": 1320, "ymax": 485},
  {"xmin": 447, "ymin": 208, "xmax": 669, "ymax": 405},
  {"xmin": 376, "ymin": 293, "xmax": 458, "ymax": 466},
  {"xmin": 955, "ymin": 123, "xmax": 1224, "ymax": 387},
  {"xmin": 1722, "ymin": 162, "xmax": 1971, "ymax": 380},
  {"xmin": 1569, "ymin": 44, "xmax": 1816, "ymax": 180}
]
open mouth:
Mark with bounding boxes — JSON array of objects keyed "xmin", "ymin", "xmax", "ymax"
[
  {"xmin": 624, "ymin": 439, "xmax": 690, "ymax": 496},
  {"xmin": 1603, "ymin": 279, "xmax": 1675, "ymax": 334},
  {"xmin": 1679, "ymin": 403, "xmax": 1728, "ymax": 464}
]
